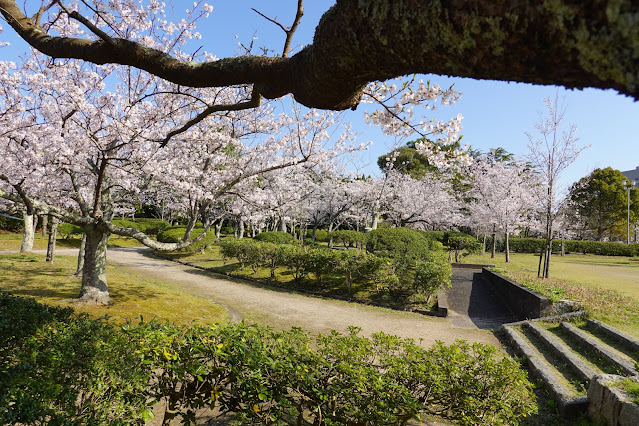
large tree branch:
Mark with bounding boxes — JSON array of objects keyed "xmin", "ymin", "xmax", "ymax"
[{"xmin": 1, "ymin": 0, "xmax": 637, "ymax": 111}]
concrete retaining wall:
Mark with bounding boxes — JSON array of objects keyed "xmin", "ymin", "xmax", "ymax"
[{"xmin": 482, "ymin": 268, "xmax": 552, "ymax": 319}]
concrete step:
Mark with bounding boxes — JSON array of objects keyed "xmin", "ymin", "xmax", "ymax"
[
  {"xmin": 502, "ymin": 318, "xmax": 639, "ymax": 420},
  {"xmin": 502, "ymin": 324, "xmax": 588, "ymax": 417}
]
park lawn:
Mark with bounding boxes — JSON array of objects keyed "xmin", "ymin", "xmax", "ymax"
[
  {"xmin": 0, "ymin": 231, "xmax": 143, "ymax": 251},
  {"xmin": 0, "ymin": 252, "xmax": 228, "ymax": 325},
  {"xmin": 464, "ymin": 252, "xmax": 639, "ymax": 337}
]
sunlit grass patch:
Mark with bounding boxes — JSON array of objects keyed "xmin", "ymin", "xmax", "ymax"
[{"xmin": 0, "ymin": 252, "xmax": 228, "ymax": 325}]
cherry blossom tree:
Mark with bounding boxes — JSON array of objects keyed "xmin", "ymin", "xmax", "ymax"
[
  {"xmin": 0, "ymin": 46, "xmax": 359, "ymax": 304},
  {"xmin": 465, "ymin": 155, "xmax": 541, "ymax": 262},
  {"xmin": 382, "ymin": 171, "xmax": 461, "ymax": 230}
]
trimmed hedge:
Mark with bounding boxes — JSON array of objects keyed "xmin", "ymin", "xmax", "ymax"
[
  {"xmin": 254, "ymin": 231, "xmax": 294, "ymax": 244},
  {"xmin": 0, "ymin": 291, "xmax": 537, "ymax": 425},
  {"xmin": 365, "ymin": 227, "xmax": 434, "ymax": 266},
  {"xmin": 491, "ymin": 237, "xmax": 639, "ymax": 257},
  {"xmin": 0, "ymin": 214, "xmax": 21, "ymax": 231}
]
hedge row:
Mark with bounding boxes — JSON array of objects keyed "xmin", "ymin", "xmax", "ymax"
[
  {"xmin": 492, "ymin": 237, "xmax": 639, "ymax": 257},
  {"xmin": 0, "ymin": 291, "xmax": 537, "ymax": 425},
  {"xmin": 0, "ymin": 214, "xmax": 22, "ymax": 231},
  {"xmin": 219, "ymin": 238, "xmax": 452, "ymax": 297},
  {"xmin": 220, "ymin": 239, "xmax": 400, "ymax": 292}
]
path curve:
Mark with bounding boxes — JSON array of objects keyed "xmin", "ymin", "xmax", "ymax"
[{"xmin": 104, "ymin": 247, "xmax": 501, "ymax": 348}]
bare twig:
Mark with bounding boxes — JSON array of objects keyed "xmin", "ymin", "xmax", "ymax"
[{"xmin": 252, "ymin": 0, "xmax": 303, "ymax": 58}]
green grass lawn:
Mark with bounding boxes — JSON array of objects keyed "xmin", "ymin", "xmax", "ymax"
[
  {"xmin": 464, "ymin": 252, "xmax": 639, "ymax": 337},
  {"xmin": 0, "ymin": 233, "xmax": 228, "ymax": 325}
]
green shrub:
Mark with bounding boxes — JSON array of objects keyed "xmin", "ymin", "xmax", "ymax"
[
  {"xmin": 0, "ymin": 292, "xmax": 149, "ymax": 425},
  {"xmin": 254, "ymin": 231, "xmax": 294, "ymax": 244},
  {"xmin": 156, "ymin": 226, "xmax": 216, "ymax": 252},
  {"xmin": 365, "ymin": 227, "xmax": 433, "ymax": 266},
  {"xmin": 306, "ymin": 229, "xmax": 329, "ymax": 242},
  {"xmin": 1, "ymin": 293, "xmax": 537, "ymax": 425},
  {"xmin": 330, "ymin": 230, "xmax": 367, "ymax": 248},
  {"xmin": 220, "ymin": 226, "xmax": 235, "ymax": 235},
  {"xmin": 0, "ymin": 214, "xmax": 22, "ymax": 231},
  {"xmin": 446, "ymin": 235, "xmax": 482, "ymax": 262},
  {"xmin": 414, "ymin": 244, "xmax": 452, "ymax": 300},
  {"xmin": 57, "ymin": 222, "xmax": 83, "ymax": 238},
  {"xmin": 497, "ymin": 237, "xmax": 639, "ymax": 257}
]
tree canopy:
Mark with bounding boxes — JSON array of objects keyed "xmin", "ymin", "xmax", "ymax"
[
  {"xmin": 567, "ymin": 167, "xmax": 639, "ymax": 241},
  {"xmin": 0, "ymin": 0, "xmax": 637, "ymax": 112}
]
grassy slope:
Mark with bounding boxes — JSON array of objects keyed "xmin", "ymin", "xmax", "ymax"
[
  {"xmin": 0, "ymin": 234, "xmax": 228, "ymax": 325},
  {"xmin": 465, "ymin": 252, "xmax": 639, "ymax": 337}
]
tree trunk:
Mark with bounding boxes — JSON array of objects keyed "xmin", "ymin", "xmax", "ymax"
[
  {"xmin": 279, "ymin": 218, "xmax": 287, "ymax": 233},
  {"xmin": 561, "ymin": 238, "xmax": 565, "ymax": 256},
  {"xmin": 77, "ymin": 222, "xmax": 111, "ymax": 305},
  {"xmin": 504, "ymin": 230, "xmax": 510, "ymax": 263},
  {"xmin": 74, "ymin": 233, "xmax": 87, "ymax": 276},
  {"xmin": 482, "ymin": 234, "xmax": 487, "ymax": 256},
  {"xmin": 45, "ymin": 215, "xmax": 59, "ymax": 263},
  {"xmin": 238, "ymin": 220, "xmax": 245, "ymax": 239},
  {"xmin": 214, "ymin": 220, "xmax": 222, "ymax": 242},
  {"xmin": 490, "ymin": 224, "xmax": 496, "ymax": 259},
  {"xmin": 40, "ymin": 214, "xmax": 47, "ymax": 237},
  {"xmin": 20, "ymin": 212, "xmax": 35, "ymax": 252}
]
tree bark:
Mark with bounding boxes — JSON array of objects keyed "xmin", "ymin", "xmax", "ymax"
[
  {"xmin": 490, "ymin": 224, "xmax": 496, "ymax": 259},
  {"xmin": 238, "ymin": 220, "xmax": 245, "ymax": 239},
  {"xmin": 74, "ymin": 233, "xmax": 87, "ymax": 276},
  {"xmin": 40, "ymin": 214, "xmax": 48, "ymax": 237},
  {"xmin": 504, "ymin": 230, "xmax": 510, "ymax": 263},
  {"xmin": 45, "ymin": 215, "xmax": 59, "ymax": 263},
  {"xmin": 215, "ymin": 220, "xmax": 222, "ymax": 242},
  {"xmin": 20, "ymin": 212, "xmax": 35, "ymax": 252},
  {"xmin": 1, "ymin": 0, "xmax": 637, "ymax": 109},
  {"xmin": 77, "ymin": 222, "xmax": 111, "ymax": 305}
]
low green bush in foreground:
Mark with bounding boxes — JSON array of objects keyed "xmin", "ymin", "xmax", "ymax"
[{"xmin": 0, "ymin": 291, "xmax": 536, "ymax": 425}]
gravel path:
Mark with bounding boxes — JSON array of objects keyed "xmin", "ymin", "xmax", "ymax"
[{"xmin": 104, "ymin": 247, "xmax": 502, "ymax": 347}]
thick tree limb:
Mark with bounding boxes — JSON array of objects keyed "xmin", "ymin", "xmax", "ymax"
[{"xmin": 1, "ymin": 0, "xmax": 637, "ymax": 110}]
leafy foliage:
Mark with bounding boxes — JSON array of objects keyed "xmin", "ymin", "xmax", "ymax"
[
  {"xmin": 567, "ymin": 167, "xmax": 639, "ymax": 241},
  {"xmin": 57, "ymin": 222, "xmax": 83, "ymax": 238},
  {"xmin": 254, "ymin": 231, "xmax": 294, "ymax": 244},
  {"xmin": 330, "ymin": 230, "xmax": 367, "ymax": 248},
  {"xmin": 365, "ymin": 227, "xmax": 433, "ymax": 267},
  {"xmin": 0, "ymin": 214, "xmax": 22, "ymax": 231},
  {"xmin": 445, "ymin": 235, "xmax": 482, "ymax": 262},
  {"xmin": 0, "ymin": 292, "xmax": 537, "ymax": 425},
  {"xmin": 414, "ymin": 244, "xmax": 452, "ymax": 300}
]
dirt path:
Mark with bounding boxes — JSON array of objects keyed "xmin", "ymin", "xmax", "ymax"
[{"xmin": 104, "ymin": 247, "xmax": 501, "ymax": 347}]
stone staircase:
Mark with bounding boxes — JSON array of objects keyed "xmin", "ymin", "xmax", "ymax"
[{"xmin": 502, "ymin": 317, "xmax": 639, "ymax": 421}]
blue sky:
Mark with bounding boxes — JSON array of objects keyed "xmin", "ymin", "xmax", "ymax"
[{"xmin": 2, "ymin": 1, "xmax": 638, "ymax": 190}]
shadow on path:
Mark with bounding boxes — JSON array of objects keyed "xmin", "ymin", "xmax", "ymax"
[{"xmin": 446, "ymin": 268, "xmax": 518, "ymax": 330}]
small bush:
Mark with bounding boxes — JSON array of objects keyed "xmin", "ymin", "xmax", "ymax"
[
  {"xmin": 57, "ymin": 223, "xmax": 83, "ymax": 238},
  {"xmin": 330, "ymin": 230, "xmax": 367, "ymax": 248},
  {"xmin": 1, "ymin": 293, "xmax": 537, "ymax": 425},
  {"xmin": 254, "ymin": 231, "xmax": 294, "ymax": 244},
  {"xmin": 306, "ymin": 229, "xmax": 329, "ymax": 242},
  {"xmin": 366, "ymin": 227, "xmax": 433, "ymax": 266},
  {"xmin": 414, "ymin": 244, "xmax": 452, "ymax": 300},
  {"xmin": 446, "ymin": 235, "xmax": 482, "ymax": 262},
  {"xmin": 0, "ymin": 214, "xmax": 22, "ymax": 231}
]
